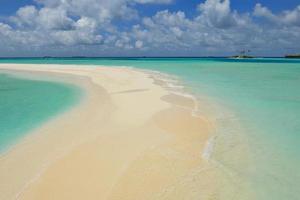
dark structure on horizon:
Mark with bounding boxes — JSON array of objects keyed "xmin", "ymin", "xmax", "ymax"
[
  {"xmin": 229, "ymin": 49, "xmax": 254, "ymax": 59},
  {"xmin": 285, "ymin": 54, "xmax": 300, "ymax": 58}
]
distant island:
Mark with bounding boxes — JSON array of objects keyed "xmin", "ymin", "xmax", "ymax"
[{"xmin": 285, "ymin": 54, "xmax": 300, "ymax": 58}]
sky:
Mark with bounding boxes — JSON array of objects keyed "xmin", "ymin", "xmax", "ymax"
[{"xmin": 0, "ymin": 0, "xmax": 300, "ymax": 57}]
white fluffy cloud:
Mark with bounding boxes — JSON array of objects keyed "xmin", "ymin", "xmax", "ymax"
[
  {"xmin": 0, "ymin": 0, "xmax": 300, "ymax": 56},
  {"xmin": 135, "ymin": 40, "xmax": 143, "ymax": 48},
  {"xmin": 125, "ymin": 0, "xmax": 300, "ymax": 55},
  {"xmin": 254, "ymin": 3, "xmax": 300, "ymax": 27},
  {"xmin": 11, "ymin": 6, "xmax": 38, "ymax": 28},
  {"xmin": 197, "ymin": 0, "xmax": 238, "ymax": 28},
  {"xmin": 34, "ymin": 0, "xmax": 172, "ymax": 22}
]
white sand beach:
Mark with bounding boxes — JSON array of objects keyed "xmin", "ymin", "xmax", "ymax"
[{"xmin": 0, "ymin": 64, "xmax": 215, "ymax": 200}]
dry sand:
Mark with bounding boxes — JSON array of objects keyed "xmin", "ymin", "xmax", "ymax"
[{"xmin": 0, "ymin": 64, "xmax": 216, "ymax": 200}]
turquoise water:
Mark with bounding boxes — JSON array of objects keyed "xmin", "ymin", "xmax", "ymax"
[
  {"xmin": 0, "ymin": 72, "xmax": 80, "ymax": 152},
  {"xmin": 0, "ymin": 58, "xmax": 299, "ymax": 199}
]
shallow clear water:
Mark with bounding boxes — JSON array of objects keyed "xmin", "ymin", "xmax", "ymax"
[
  {"xmin": 0, "ymin": 72, "xmax": 80, "ymax": 152},
  {"xmin": 1, "ymin": 58, "xmax": 299, "ymax": 199}
]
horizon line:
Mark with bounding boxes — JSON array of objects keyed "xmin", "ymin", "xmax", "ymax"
[{"xmin": 0, "ymin": 56, "xmax": 291, "ymax": 59}]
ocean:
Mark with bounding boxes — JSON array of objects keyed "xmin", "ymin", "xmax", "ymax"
[
  {"xmin": 0, "ymin": 72, "xmax": 80, "ymax": 153},
  {"xmin": 0, "ymin": 58, "xmax": 299, "ymax": 199}
]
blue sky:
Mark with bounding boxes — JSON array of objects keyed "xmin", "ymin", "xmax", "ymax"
[
  {"xmin": 0, "ymin": 0, "xmax": 300, "ymax": 57},
  {"xmin": 1, "ymin": 0, "xmax": 300, "ymax": 16}
]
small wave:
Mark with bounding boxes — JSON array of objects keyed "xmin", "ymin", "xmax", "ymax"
[
  {"xmin": 140, "ymin": 69, "xmax": 200, "ymax": 112},
  {"xmin": 202, "ymin": 135, "xmax": 216, "ymax": 160},
  {"xmin": 136, "ymin": 68, "xmax": 219, "ymax": 162}
]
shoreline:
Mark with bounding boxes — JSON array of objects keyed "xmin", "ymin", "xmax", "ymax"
[{"xmin": 0, "ymin": 64, "xmax": 215, "ymax": 199}]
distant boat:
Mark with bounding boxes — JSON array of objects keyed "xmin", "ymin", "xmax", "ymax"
[
  {"xmin": 229, "ymin": 55, "xmax": 255, "ymax": 59},
  {"xmin": 285, "ymin": 54, "xmax": 300, "ymax": 58},
  {"xmin": 229, "ymin": 49, "xmax": 254, "ymax": 59}
]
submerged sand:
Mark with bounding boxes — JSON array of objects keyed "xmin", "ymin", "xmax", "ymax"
[{"xmin": 0, "ymin": 64, "xmax": 216, "ymax": 200}]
